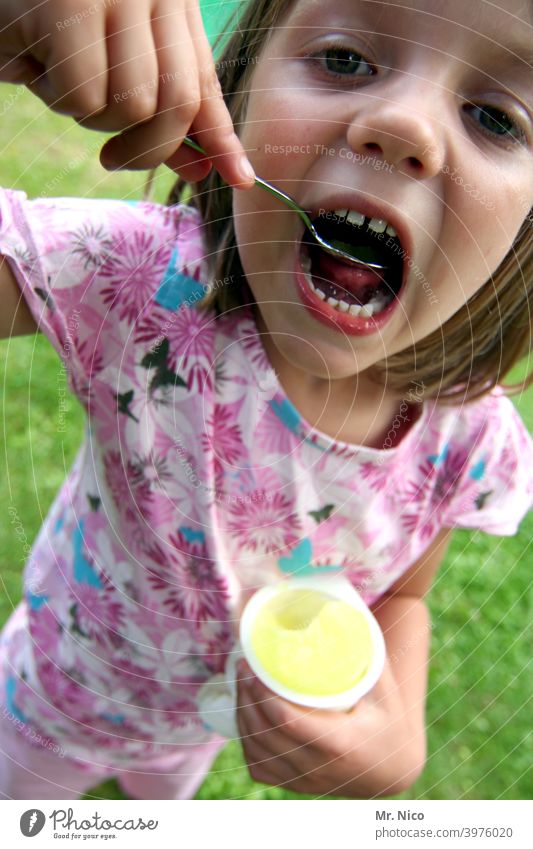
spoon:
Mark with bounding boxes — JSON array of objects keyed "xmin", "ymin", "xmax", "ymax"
[{"xmin": 182, "ymin": 136, "xmax": 387, "ymax": 273}]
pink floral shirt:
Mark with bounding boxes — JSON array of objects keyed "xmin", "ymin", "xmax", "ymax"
[{"xmin": 1, "ymin": 189, "xmax": 532, "ymax": 761}]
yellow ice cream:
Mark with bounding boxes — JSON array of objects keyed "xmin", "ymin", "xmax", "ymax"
[{"xmin": 250, "ymin": 588, "xmax": 373, "ymax": 696}]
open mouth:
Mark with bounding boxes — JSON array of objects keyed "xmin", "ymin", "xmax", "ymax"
[{"xmin": 299, "ymin": 209, "xmax": 405, "ymax": 318}]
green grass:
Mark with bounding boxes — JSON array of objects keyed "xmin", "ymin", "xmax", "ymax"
[{"xmin": 1, "ymin": 88, "xmax": 532, "ymax": 800}]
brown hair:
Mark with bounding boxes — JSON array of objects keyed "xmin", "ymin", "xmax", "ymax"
[{"xmin": 158, "ymin": 0, "xmax": 533, "ymax": 406}]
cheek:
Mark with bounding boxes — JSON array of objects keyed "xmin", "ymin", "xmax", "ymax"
[
  {"xmin": 244, "ymin": 75, "xmax": 312, "ymax": 129},
  {"xmin": 446, "ymin": 167, "xmax": 530, "ymax": 272},
  {"xmin": 457, "ymin": 217, "xmax": 519, "ymax": 293},
  {"xmin": 438, "ymin": 188, "xmax": 519, "ymax": 294},
  {"xmin": 242, "ymin": 91, "xmax": 321, "ymax": 172}
]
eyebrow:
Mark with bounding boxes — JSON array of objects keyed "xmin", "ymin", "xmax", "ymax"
[
  {"xmin": 501, "ymin": 43, "xmax": 533, "ymax": 69},
  {"xmin": 484, "ymin": 2, "xmax": 533, "ymax": 72},
  {"xmin": 483, "ymin": 34, "xmax": 533, "ymax": 76}
]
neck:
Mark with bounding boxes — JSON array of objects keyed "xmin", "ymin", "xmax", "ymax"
[{"xmin": 253, "ymin": 306, "xmax": 419, "ymax": 448}]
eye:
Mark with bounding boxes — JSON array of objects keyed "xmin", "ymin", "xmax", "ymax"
[
  {"xmin": 465, "ymin": 104, "xmax": 526, "ymax": 144},
  {"xmin": 309, "ymin": 45, "xmax": 375, "ymax": 79}
]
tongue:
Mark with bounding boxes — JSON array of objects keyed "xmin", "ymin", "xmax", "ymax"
[{"xmin": 313, "ymin": 248, "xmax": 385, "ymax": 302}]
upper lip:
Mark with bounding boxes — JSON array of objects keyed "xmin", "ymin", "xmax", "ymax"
[{"xmin": 301, "ymin": 192, "xmax": 414, "ymax": 265}]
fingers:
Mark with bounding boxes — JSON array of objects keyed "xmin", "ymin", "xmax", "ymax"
[
  {"xmin": 180, "ymin": 0, "xmax": 255, "ymax": 187},
  {"xmin": 99, "ymin": 2, "xmax": 200, "ymax": 169},
  {"xmin": 236, "ymin": 673, "xmax": 332, "ymax": 794},
  {"xmin": 79, "ymin": 5, "xmax": 159, "ymax": 132},
  {"xmin": 237, "ymin": 680, "xmax": 311, "ymax": 788},
  {"xmin": 162, "ymin": 143, "xmax": 214, "ymax": 184},
  {"xmin": 98, "ymin": 1, "xmax": 253, "ymax": 182},
  {"xmin": 236, "ymin": 667, "xmax": 321, "ymax": 743},
  {"xmin": 241, "ymin": 668, "xmax": 340, "ymax": 745},
  {"xmin": 26, "ymin": 9, "xmax": 108, "ymax": 115},
  {"xmin": 12, "ymin": 0, "xmax": 255, "ymax": 185}
]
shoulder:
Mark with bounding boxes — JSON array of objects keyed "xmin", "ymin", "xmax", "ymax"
[
  {"xmin": 428, "ymin": 388, "xmax": 533, "ymax": 535},
  {"xmin": 0, "ymin": 189, "xmax": 211, "ymax": 389},
  {"xmin": 420, "ymin": 386, "xmax": 530, "ymax": 443},
  {"xmin": 0, "ymin": 189, "xmax": 209, "ymax": 321},
  {"xmin": 0, "ymin": 189, "xmax": 205, "ymax": 254}
]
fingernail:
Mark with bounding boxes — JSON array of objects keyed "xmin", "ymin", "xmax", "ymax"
[{"xmin": 239, "ymin": 157, "xmax": 255, "ymax": 184}]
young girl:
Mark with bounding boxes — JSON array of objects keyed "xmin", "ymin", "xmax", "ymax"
[{"xmin": 0, "ymin": 0, "xmax": 532, "ymax": 800}]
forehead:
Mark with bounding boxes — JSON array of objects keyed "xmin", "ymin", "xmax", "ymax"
[
  {"xmin": 285, "ymin": 0, "xmax": 532, "ymax": 40},
  {"xmin": 287, "ymin": 0, "xmax": 532, "ymax": 21},
  {"xmin": 283, "ymin": 0, "xmax": 532, "ymax": 67}
]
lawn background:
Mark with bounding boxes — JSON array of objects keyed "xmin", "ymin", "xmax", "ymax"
[{"xmin": 0, "ymin": 72, "xmax": 532, "ymax": 801}]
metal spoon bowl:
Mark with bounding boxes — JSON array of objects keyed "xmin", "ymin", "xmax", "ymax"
[{"xmin": 182, "ymin": 136, "xmax": 387, "ymax": 273}]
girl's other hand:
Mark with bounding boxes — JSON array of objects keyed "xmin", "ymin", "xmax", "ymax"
[
  {"xmin": 236, "ymin": 658, "xmax": 426, "ymax": 798},
  {"xmin": 0, "ymin": 0, "xmax": 255, "ymax": 187}
]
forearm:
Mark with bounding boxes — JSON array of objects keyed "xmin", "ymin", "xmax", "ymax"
[{"xmin": 371, "ymin": 593, "xmax": 432, "ymax": 754}]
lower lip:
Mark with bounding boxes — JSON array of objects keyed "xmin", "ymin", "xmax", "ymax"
[{"xmin": 294, "ymin": 247, "xmax": 402, "ymax": 337}]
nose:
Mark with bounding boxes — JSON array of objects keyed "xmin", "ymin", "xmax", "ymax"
[{"xmin": 345, "ymin": 80, "xmax": 446, "ymax": 178}]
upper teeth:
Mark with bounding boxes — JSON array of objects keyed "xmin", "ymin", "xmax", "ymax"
[{"xmin": 331, "ymin": 209, "xmax": 397, "ymax": 238}]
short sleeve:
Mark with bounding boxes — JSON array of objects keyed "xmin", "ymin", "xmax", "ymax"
[
  {"xmin": 0, "ymin": 188, "xmax": 200, "ymax": 401},
  {"xmin": 440, "ymin": 393, "xmax": 533, "ymax": 536}
]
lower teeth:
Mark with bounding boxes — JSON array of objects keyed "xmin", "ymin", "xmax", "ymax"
[{"xmin": 301, "ymin": 265, "xmax": 392, "ymax": 317}]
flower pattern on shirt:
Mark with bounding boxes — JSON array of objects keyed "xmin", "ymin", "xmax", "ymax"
[{"xmin": 100, "ymin": 229, "xmax": 172, "ymax": 322}]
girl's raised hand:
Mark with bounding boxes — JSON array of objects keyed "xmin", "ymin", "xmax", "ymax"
[{"xmin": 0, "ymin": 0, "xmax": 255, "ymax": 186}]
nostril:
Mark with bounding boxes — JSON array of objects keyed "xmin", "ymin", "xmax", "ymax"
[
  {"xmin": 407, "ymin": 156, "xmax": 424, "ymax": 170},
  {"xmin": 363, "ymin": 143, "xmax": 382, "ymax": 154}
]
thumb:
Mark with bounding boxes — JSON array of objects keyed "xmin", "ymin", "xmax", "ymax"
[
  {"xmin": 235, "ymin": 658, "xmax": 254, "ymax": 684},
  {"xmin": 355, "ymin": 656, "xmax": 398, "ymax": 710}
]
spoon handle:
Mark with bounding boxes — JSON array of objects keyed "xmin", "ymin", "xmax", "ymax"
[{"xmin": 181, "ymin": 136, "xmax": 313, "ymax": 228}]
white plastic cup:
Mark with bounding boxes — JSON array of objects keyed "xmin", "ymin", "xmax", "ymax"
[{"xmin": 197, "ymin": 575, "xmax": 386, "ymax": 738}]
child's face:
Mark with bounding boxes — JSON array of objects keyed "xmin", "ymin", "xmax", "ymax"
[{"xmin": 232, "ymin": 0, "xmax": 533, "ymax": 381}]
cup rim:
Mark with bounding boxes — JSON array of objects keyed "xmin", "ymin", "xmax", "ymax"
[{"xmin": 239, "ymin": 575, "xmax": 386, "ymax": 710}]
